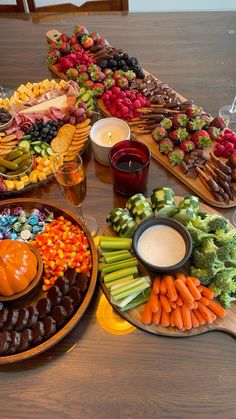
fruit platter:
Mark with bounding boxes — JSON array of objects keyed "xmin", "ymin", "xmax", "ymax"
[
  {"xmin": 46, "ymin": 25, "xmax": 236, "ymax": 208},
  {"xmin": 0, "ymin": 78, "xmax": 97, "ymax": 195},
  {"xmin": 98, "ymin": 187, "xmax": 236, "ymax": 337},
  {"xmin": 0, "ymin": 198, "xmax": 98, "ymax": 364}
]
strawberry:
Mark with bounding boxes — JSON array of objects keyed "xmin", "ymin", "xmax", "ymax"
[
  {"xmin": 200, "ymin": 113, "xmax": 211, "ymax": 128},
  {"xmin": 207, "ymin": 126, "xmax": 221, "ymax": 140},
  {"xmin": 159, "ymin": 138, "xmax": 174, "ymax": 155},
  {"xmin": 90, "ymin": 71, "xmax": 101, "ymax": 82},
  {"xmin": 59, "ymin": 33, "xmax": 68, "ymax": 42},
  {"xmin": 98, "ymin": 38, "xmax": 109, "ymax": 46},
  {"xmin": 168, "ymin": 149, "xmax": 185, "ymax": 166},
  {"xmin": 152, "ymin": 126, "xmax": 167, "ymax": 141},
  {"xmin": 187, "ymin": 116, "xmax": 205, "ymax": 132},
  {"xmin": 172, "ymin": 113, "xmax": 188, "ymax": 128},
  {"xmin": 160, "ymin": 117, "xmax": 173, "ymax": 130},
  {"xmin": 92, "ymin": 83, "xmax": 105, "ymax": 97},
  {"xmin": 103, "ymin": 68, "xmax": 113, "ymax": 77},
  {"xmin": 69, "ymin": 35, "xmax": 77, "ymax": 45},
  {"xmin": 185, "ymin": 105, "xmax": 202, "ymax": 118},
  {"xmin": 180, "ymin": 140, "xmax": 195, "ymax": 152},
  {"xmin": 76, "ymin": 64, "xmax": 87, "ymax": 73},
  {"xmin": 84, "ymin": 80, "xmax": 94, "ymax": 89},
  {"xmin": 113, "ymin": 70, "xmax": 125, "ymax": 80},
  {"xmin": 104, "ymin": 78, "xmax": 116, "ymax": 90},
  {"xmin": 169, "ymin": 128, "xmax": 188, "ymax": 143},
  {"xmin": 77, "ymin": 73, "xmax": 89, "ymax": 84},
  {"xmin": 192, "ymin": 130, "xmax": 211, "ymax": 149},
  {"xmin": 116, "ymin": 77, "xmax": 129, "ymax": 89},
  {"xmin": 71, "ymin": 43, "xmax": 82, "ymax": 52},
  {"xmin": 81, "ymin": 35, "xmax": 94, "ymax": 49},
  {"xmin": 66, "ymin": 68, "xmax": 79, "ymax": 80},
  {"xmin": 125, "ymin": 70, "xmax": 136, "ymax": 81},
  {"xmin": 49, "ymin": 41, "xmax": 59, "ymax": 50},
  {"xmin": 210, "ymin": 116, "xmax": 227, "ymax": 130},
  {"xmin": 73, "ymin": 25, "xmax": 88, "ymax": 36},
  {"xmin": 88, "ymin": 64, "xmax": 100, "ymax": 73},
  {"xmin": 59, "ymin": 42, "xmax": 71, "ymax": 55},
  {"xmin": 47, "ymin": 50, "xmax": 60, "ymax": 64},
  {"xmin": 89, "ymin": 32, "xmax": 99, "ymax": 43}
]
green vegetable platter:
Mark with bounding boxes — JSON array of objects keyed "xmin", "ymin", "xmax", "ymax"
[{"xmin": 99, "ymin": 189, "xmax": 236, "ymax": 338}]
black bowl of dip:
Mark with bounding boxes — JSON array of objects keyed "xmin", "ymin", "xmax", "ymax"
[{"xmin": 132, "ymin": 216, "xmax": 192, "ymax": 273}]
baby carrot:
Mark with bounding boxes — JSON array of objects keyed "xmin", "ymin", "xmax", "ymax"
[
  {"xmin": 185, "ymin": 301, "xmax": 195, "ymax": 310},
  {"xmin": 173, "ymin": 306, "xmax": 183, "ymax": 330},
  {"xmin": 160, "ymin": 310, "xmax": 170, "ymax": 327},
  {"xmin": 165, "ymin": 275, "xmax": 177, "ymax": 301},
  {"xmin": 170, "ymin": 311, "xmax": 175, "ymax": 327},
  {"xmin": 199, "ymin": 296, "xmax": 209, "ymax": 306},
  {"xmin": 175, "ymin": 272, "xmax": 187, "ymax": 283},
  {"xmin": 190, "ymin": 310, "xmax": 200, "ymax": 328},
  {"xmin": 141, "ymin": 302, "xmax": 153, "ymax": 325},
  {"xmin": 197, "ymin": 302, "xmax": 214, "ymax": 324},
  {"xmin": 149, "ymin": 292, "xmax": 160, "ymax": 313},
  {"xmin": 169, "ymin": 300, "xmax": 177, "ymax": 310},
  {"xmin": 152, "ymin": 275, "xmax": 161, "ymax": 294},
  {"xmin": 176, "ymin": 295, "xmax": 183, "ymax": 307},
  {"xmin": 152, "ymin": 307, "xmax": 162, "ymax": 325},
  {"xmin": 186, "ymin": 277, "xmax": 201, "ymax": 300},
  {"xmin": 193, "ymin": 301, "xmax": 198, "ymax": 310},
  {"xmin": 188, "ymin": 275, "xmax": 200, "ymax": 286},
  {"xmin": 160, "ymin": 294, "xmax": 172, "ymax": 313},
  {"xmin": 180, "ymin": 304, "xmax": 192, "ymax": 330},
  {"xmin": 193, "ymin": 308, "xmax": 206, "ymax": 325},
  {"xmin": 160, "ymin": 278, "xmax": 167, "ymax": 295},
  {"xmin": 208, "ymin": 300, "xmax": 226, "ymax": 319},
  {"xmin": 200, "ymin": 285, "xmax": 214, "ymax": 300},
  {"xmin": 174, "ymin": 279, "xmax": 194, "ymax": 304}
]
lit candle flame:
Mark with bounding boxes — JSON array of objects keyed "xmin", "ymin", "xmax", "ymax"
[
  {"xmin": 108, "ymin": 131, "xmax": 112, "ymax": 145},
  {"xmin": 128, "ymin": 160, "xmax": 132, "ymax": 168}
]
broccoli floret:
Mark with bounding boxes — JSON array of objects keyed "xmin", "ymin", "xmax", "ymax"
[
  {"xmin": 217, "ymin": 242, "xmax": 236, "ymax": 267},
  {"xmin": 190, "ymin": 266, "xmax": 211, "ymax": 285},
  {"xmin": 209, "ymin": 283, "xmax": 222, "ymax": 297},
  {"xmin": 215, "ymin": 228, "xmax": 236, "ymax": 246},
  {"xmin": 186, "ymin": 221, "xmax": 214, "ymax": 244},
  {"xmin": 201, "ymin": 237, "xmax": 219, "ymax": 254},
  {"xmin": 212, "ymin": 268, "xmax": 236, "ymax": 294},
  {"xmin": 193, "ymin": 249, "xmax": 224, "ymax": 274},
  {"xmin": 193, "ymin": 214, "xmax": 229, "ymax": 233},
  {"xmin": 218, "ymin": 291, "xmax": 236, "ymax": 308}
]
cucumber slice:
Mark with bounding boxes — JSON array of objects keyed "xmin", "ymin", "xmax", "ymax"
[
  {"xmin": 30, "ymin": 140, "xmax": 42, "ymax": 146},
  {"xmin": 151, "ymin": 187, "xmax": 175, "ymax": 209},
  {"xmin": 18, "ymin": 140, "xmax": 31, "ymax": 153},
  {"xmin": 41, "ymin": 149, "xmax": 48, "ymax": 157},
  {"xmin": 155, "ymin": 205, "xmax": 177, "ymax": 218},
  {"xmin": 46, "ymin": 147, "xmax": 53, "ymax": 156},
  {"xmin": 33, "ymin": 145, "xmax": 42, "ymax": 154},
  {"xmin": 41, "ymin": 142, "xmax": 48, "ymax": 149},
  {"xmin": 20, "ymin": 134, "xmax": 31, "ymax": 141}
]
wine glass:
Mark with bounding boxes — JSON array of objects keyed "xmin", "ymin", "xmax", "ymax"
[
  {"xmin": 219, "ymin": 93, "xmax": 236, "ymax": 132},
  {"xmin": 54, "ymin": 152, "xmax": 98, "ymax": 236}
]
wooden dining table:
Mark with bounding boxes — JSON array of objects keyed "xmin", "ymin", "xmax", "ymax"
[{"xmin": 0, "ymin": 10, "xmax": 236, "ymax": 419}]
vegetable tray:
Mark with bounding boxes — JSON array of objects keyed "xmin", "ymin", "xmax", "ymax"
[
  {"xmin": 0, "ymin": 198, "xmax": 98, "ymax": 364},
  {"xmin": 100, "ymin": 198, "xmax": 236, "ymax": 338}
]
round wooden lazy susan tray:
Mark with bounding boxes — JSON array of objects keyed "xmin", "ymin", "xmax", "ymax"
[
  {"xmin": 0, "ymin": 198, "xmax": 98, "ymax": 364},
  {"xmin": 100, "ymin": 198, "xmax": 236, "ymax": 338}
]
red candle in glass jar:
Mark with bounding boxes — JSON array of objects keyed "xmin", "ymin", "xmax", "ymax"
[{"xmin": 109, "ymin": 140, "xmax": 151, "ymax": 196}]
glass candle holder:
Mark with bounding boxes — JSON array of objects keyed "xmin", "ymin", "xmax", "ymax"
[{"xmin": 109, "ymin": 140, "xmax": 151, "ymax": 196}]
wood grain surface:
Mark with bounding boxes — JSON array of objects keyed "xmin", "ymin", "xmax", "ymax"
[{"xmin": 0, "ymin": 11, "xmax": 236, "ymax": 419}]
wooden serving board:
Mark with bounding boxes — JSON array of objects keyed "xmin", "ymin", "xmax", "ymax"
[
  {"xmin": 100, "ymin": 199, "xmax": 236, "ymax": 338},
  {"xmin": 0, "ymin": 198, "xmax": 98, "ymax": 364}
]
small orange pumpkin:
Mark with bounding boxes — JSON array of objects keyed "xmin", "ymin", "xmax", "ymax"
[{"xmin": 0, "ymin": 240, "xmax": 38, "ymax": 296}]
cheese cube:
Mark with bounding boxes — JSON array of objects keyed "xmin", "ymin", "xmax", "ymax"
[
  {"xmin": 42, "ymin": 167, "xmax": 52, "ymax": 176},
  {"xmin": 3, "ymin": 180, "xmax": 15, "ymax": 191},
  {"xmin": 38, "ymin": 171, "xmax": 46, "ymax": 181},
  {"xmin": 15, "ymin": 181, "xmax": 25, "ymax": 190},
  {"xmin": 17, "ymin": 84, "xmax": 27, "ymax": 93},
  {"xmin": 20, "ymin": 175, "xmax": 30, "ymax": 185},
  {"xmin": 29, "ymin": 171, "xmax": 38, "ymax": 183}
]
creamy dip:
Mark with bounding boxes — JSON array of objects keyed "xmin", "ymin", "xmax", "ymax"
[{"xmin": 137, "ymin": 225, "xmax": 186, "ymax": 267}]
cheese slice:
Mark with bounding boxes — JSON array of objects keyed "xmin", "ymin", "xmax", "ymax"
[{"xmin": 19, "ymin": 94, "xmax": 68, "ymax": 114}]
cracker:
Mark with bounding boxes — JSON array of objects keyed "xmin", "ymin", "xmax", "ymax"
[
  {"xmin": 75, "ymin": 118, "xmax": 91, "ymax": 129},
  {"xmin": 0, "ymin": 132, "xmax": 6, "ymax": 137},
  {"xmin": 51, "ymin": 123, "xmax": 76, "ymax": 153},
  {"xmin": 0, "ymin": 148, "xmax": 12, "ymax": 155},
  {"xmin": 0, "ymin": 142, "xmax": 17, "ymax": 148},
  {"xmin": 75, "ymin": 125, "xmax": 91, "ymax": 134},
  {"xmin": 0, "ymin": 134, "xmax": 16, "ymax": 143}
]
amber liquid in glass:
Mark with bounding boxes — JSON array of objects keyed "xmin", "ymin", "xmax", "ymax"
[{"xmin": 56, "ymin": 162, "xmax": 87, "ymax": 207}]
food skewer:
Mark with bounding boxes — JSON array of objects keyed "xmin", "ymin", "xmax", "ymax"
[
  {"xmin": 209, "ymin": 152, "xmax": 232, "ymax": 174},
  {"xmin": 205, "ymin": 164, "xmax": 234, "ymax": 201}
]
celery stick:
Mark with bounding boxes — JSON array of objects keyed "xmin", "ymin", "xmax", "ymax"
[
  {"xmin": 111, "ymin": 278, "xmax": 150, "ymax": 300},
  {"xmin": 103, "ymin": 250, "xmax": 132, "ymax": 264},
  {"xmin": 109, "ymin": 278, "xmax": 134, "ymax": 290},
  {"xmin": 105, "ymin": 275, "xmax": 134, "ymax": 290},
  {"xmin": 112, "ymin": 291, "xmax": 142, "ymax": 309},
  {"xmin": 104, "ymin": 266, "xmax": 138, "ymax": 283},
  {"xmin": 100, "ymin": 236, "xmax": 132, "ymax": 243},
  {"xmin": 100, "ymin": 239, "xmax": 132, "ymax": 251},
  {"xmin": 111, "ymin": 276, "xmax": 150, "ymax": 297},
  {"xmin": 102, "ymin": 258, "xmax": 138, "ymax": 275},
  {"xmin": 120, "ymin": 290, "xmax": 151, "ymax": 311}
]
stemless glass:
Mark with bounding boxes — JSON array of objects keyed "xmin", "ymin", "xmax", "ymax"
[
  {"xmin": 54, "ymin": 153, "xmax": 98, "ymax": 236},
  {"xmin": 219, "ymin": 93, "xmax": 236, "ymax": 132}
]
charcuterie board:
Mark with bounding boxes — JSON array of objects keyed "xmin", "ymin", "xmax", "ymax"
[
  {"xmin": 0, "ymin": 198, "xmax": 98, "ymax": 364},
  {"xmin": 99, "ymin": 198, "xmax": 236, "ymax": 338}
]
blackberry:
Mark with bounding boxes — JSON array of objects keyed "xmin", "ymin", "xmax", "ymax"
[
  {"xmin": 117, "ymin": 60, "xmax": 126, "ymax": 69},
  {"xmin": 113, "ymin": 53, "xmax": 121, "ymax": 61},
  {"xmin": 98, "ymin": 59, "xmax": 108, "ymax": 70},
  {"xmin": 108, "ymin": 59, "xmax": 117, "ymax": 68}
]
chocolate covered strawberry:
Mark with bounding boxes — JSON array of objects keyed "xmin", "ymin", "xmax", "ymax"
[
  {"xmin": 168, "ymin": 149, "xmax": 185, "ymax": 166},
  {"xmin": 104, "ymin": 78, "xmax": 116, "ymax": 90},
  {"xmin": 185, "ymin": 105, "xmax": 202, "ymax": 118},
  {"xmin": 160, "ymin": 117, "xmax": 172, "ymax": 130},
  {"xmin": 152, "ymin": 126, "xmax": 167, "ymax": 142},
  {"xmin": 77, "ymin": 73, "xmax": 89, "ymax": 84},
  {"xmin": 73, "ymin": 25, "xmax": 88, "ymax": 36},
  {"xmin": 125, "ymin": 70, "xmax": 136, "ymax": 81},
  {"xmin": 103, "ymin": 68, "xmax": 113, "ymax": 77},
  {"xmin": 69, "ymin": 35, "xmax": 77, "ymax": 45},
  {"xmin": 207, "ymin": 126, "xmax": 221, "ymax": 140},
  {"xmin": 116, "ymin": 77, "xmax": 129, "ymax": 89},
  {"xmin": 210, "ymin": 116, "xmax": 227, "ymax": 130},
  {"xmin": 81, "ymin": 35, "xmax": 94, "ymax": 49},
  {"xmin": 192, "ymin": 130, "xmax": 211, "ymax": 149},
  {"xmin": 98, "ymin": 37, "xmax": 109, "ymax": 46},
  {"xmin": 66, "ymin": 68, "xmax": 79, "ymax": 80},
  {"xmin": 90, "ymin": 32, "xmax": 99, "ymax": 43},
  {"xmin": 47, "ymin": 50, "xmax": 60, "ymax": 64},
  {"xmin": 180, "ymin": 140, "xmax": 195, "ymax": 152},
  {"xmin": 172, "ymin": 113, "xmax": 188, "ymax": 128},
  {"xmin": 169, "ymin": 128, "xmax": 188, "ymax": 143},
  {"xmin": 59, "ymin": 42, "xmax": 71, "ymax": 55},
  {"xmin": 159, "ymin": 138, "xmax": 174, "ymax": 155},
  {"xmin": 187, "ymin": 116, "xmax": 205, "ymax": 132},
  {"xmin": 92, "ymin": 83, "xmax": 105, "ymax": 97},
  {"xmin": 113, "ymin": 70, "xmax": 125, "ymax": 80}
]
